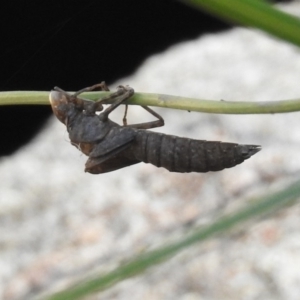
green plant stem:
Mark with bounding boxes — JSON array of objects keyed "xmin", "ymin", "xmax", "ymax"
[
  {"xmin": 44, "ymin": 180, "xmax": 300, "ymax": 300},
  {"xmin": 180, "ymin": 0, "xmax": 300, "ymax": 48},
  {"xmin": 1, "ymin": 91, "xmax": 300, "ymax": 114}
]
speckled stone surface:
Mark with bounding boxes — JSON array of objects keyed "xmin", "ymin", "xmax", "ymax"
[{"xmin": 1, "ymin": 3, "xmax": 300, "ymax": 299}]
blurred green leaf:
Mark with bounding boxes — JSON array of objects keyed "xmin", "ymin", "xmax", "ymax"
[
  {"xmin": 45, "ymin": 180, "xmax": 300, "ymax": 300},
  {"xmin": 181, "ymin": 0, "xmax": 300, "ymax": 47}
]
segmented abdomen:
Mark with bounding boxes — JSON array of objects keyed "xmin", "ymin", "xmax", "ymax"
[{"xmin": 131, "ymin": 130, "xmax": 260, "ymax": 173}]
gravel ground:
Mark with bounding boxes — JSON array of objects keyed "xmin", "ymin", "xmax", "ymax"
[{"xmin": 1, "ymin": 2, "xmax": 300, "ymax": 300}]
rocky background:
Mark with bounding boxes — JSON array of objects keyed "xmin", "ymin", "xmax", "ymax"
[{"xmin": 1, "ymin": 1, "xmax": 300, "ymax": 300}]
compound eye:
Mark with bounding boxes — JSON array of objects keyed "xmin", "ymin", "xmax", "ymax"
[{"xmin": 49, "ymin": 91, "xmax": 69, "ymax": 124}]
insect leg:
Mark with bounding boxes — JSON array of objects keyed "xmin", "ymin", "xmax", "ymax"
[
  {"xmin": 72, "ymin": 81, "xmax": 110, "ymax": 97},
  {"xmin": 123, "ymin": 104, "xmax": 128, "ymax": 126},
  {"xmin": 73, "ymin": 83, "xmax": 132, "ymax": 114},
  {"xmin": 73, "ymin": 82, "xmax": 110, "ymax": 113},
  {"xmin": 123, "ymin": 105, "xmax": 164, "ymax": 129},
  {"xmin": 53, "ymin": 82, "xmax": 110, "ymax": 112},
  {"xmin": 99, "ymin": 85, "xmax": 134, "ymax": 121}
]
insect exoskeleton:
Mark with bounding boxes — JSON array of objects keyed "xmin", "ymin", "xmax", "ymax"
[
  {"xmin": 49, "ymin": 90, "xmax": 71, "ymax": 124},
  {"xmin": 50, "ymin": 83, "xmax": 262, "ymax": 174}
]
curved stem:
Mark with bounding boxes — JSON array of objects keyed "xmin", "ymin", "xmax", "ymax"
[{"xmin": 1, "ymin": 91, "xmax": 300, "ymax": 114}]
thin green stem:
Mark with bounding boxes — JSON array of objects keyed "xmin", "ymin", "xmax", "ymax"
[{"xmin": 1, "ymin": 91, "xmax": 300, "ymax": 114}]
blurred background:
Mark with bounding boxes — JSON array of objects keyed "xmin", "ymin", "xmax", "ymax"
[
  {"xmin": 1, "ymin": 0, "xmax": 300, "ymax": 299},
  {"xmin": 0, "ymin": 0, "xmax": 234, "ymax": 156}
]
